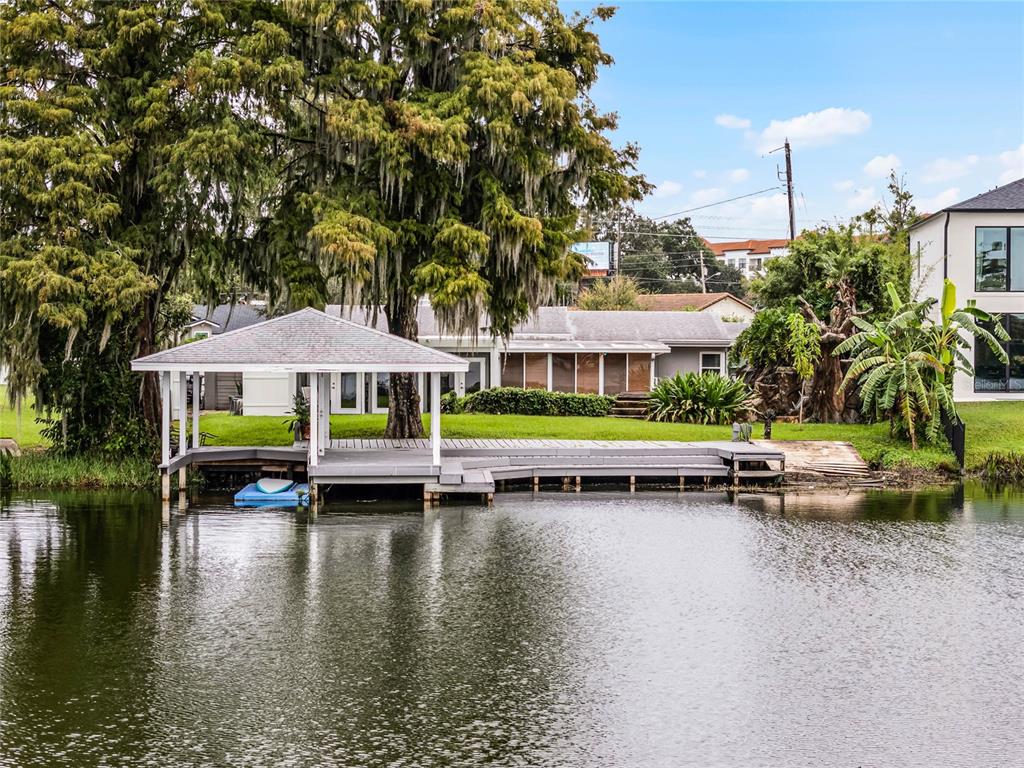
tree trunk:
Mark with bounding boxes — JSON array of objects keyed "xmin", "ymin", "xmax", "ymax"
[
  {"xmin": 135, "ymin": 297, "xmax": 162, "ymax": 442},
  {"xmin": 806, "ymin": 341, "xmax": 846, "ymax": 422},
  {"xmin": 383, "ymin": 297, "xmax": 425, "ymax": 439}
]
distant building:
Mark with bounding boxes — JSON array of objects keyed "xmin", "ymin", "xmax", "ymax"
[
  {"xmin": 910, "ymin": 177, "xmax": 1024, "ymax": 401},
  {"xmin": 705, "ymin": 238, "xmax": 791, "ymax": 278},
  {"xmin": 635, "ymin": 292, "xmax": 755, "ymax": 321}
]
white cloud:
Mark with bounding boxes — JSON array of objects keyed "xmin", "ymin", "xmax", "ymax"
[
  {"xmin": 846, "ymin": 186, "xmax": 877, "ymax": 210},
  {"xmin": 918, "ymin": 187, "xmax": 961, "ymax": 212},
  {"xmin": 998, "ymin": 144, "xmax": 1024, "ymax": 184},
  {"xmin": 652, "ymin": 180, "xmax": 683, "ymax": 199},
  {"xmin": 923, "ymin": 154, "xmax": 979, "ymax": 183},
  {"xmin": 757, "ymin": 107, "xmax": 871, "ymax": 153},
  {"xmin": 692, "ymin": 169, "xmax": 707, "ymax": 179},
  {"xmin": 715, "ymin": 114, "xmax": 751, "ymax": 130},
  {"xmin": 863, "ymin": 154, "xmax": 901, "ymax": 178},
  {"xmin": 729, "ymin": 168, "xmax": 751, "ymax": 183},
  {"xmin": 687, "ymin": 187, "xmax": 728, "ymax": 207},
  {"xmin": 834, "ymin": 179, "xmax": 856, "ymax": 191}
]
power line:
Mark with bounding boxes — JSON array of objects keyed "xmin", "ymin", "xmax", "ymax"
[{"xmin": 650, "ymin": 187, "xmax": 784, "ymax": 220}]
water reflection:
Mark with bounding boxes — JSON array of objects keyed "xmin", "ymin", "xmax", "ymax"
[{"xmin": 1, "ymin": 485, "xmax": 1023, "ymax": 766}]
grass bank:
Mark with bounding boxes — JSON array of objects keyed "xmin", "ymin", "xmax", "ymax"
[
  {"xmin": 4, "ymin": 386, "xmax": 1022, "ymax": 484},
  {"xmin": 3, "ymin": 453, "xmax": 158, "ymax": 490}
]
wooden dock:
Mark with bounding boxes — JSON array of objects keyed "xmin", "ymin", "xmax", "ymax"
[{"xmin": 165, "ymin": 438, "xmax": 786, "ymax": 499}]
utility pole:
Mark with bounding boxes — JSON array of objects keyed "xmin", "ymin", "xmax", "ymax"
[
  {"xmin": 783, "ymin": 139, "xmax": 796, "ymax": 241},
  {"xmin": 771, "ymin": 138, "xmax": 797, "ymax": 241},
  {"xmin": 699, "ymin": 249, "xmax": 707, "ymax": 293},
  {"xmin": 612, "ymin": 217, "xmax": 621, "ymax": 277}
]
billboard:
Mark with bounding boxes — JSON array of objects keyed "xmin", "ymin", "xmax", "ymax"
[{"xmin": 570, "ymin": 241, "xmax": 612, "ymax": 271}]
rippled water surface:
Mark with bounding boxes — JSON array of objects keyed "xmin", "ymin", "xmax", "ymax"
[{"xmin": 2, "ymin": 486, "xmax": 1024, "ymax": 766}]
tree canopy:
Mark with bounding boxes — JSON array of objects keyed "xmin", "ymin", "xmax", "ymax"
[
  {"xmin": 0, "ymin": 0, "xmax": 645, "ymax": 446},
  {"xmin": 592, "ymin": 209, "xmax": 745, "ymax": 296}
]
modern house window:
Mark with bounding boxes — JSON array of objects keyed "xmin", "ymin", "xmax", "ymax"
[
  {"xmin": 700, "ymin": 352, "xmax": 723, "ymax": 375},
  {"xmin": 975, "ymin": 314, "xmax": 1024, "ymax": 392},
  {"xmin": 976, "ymin": 227, "xmax": 1024, "ymax": 292}
]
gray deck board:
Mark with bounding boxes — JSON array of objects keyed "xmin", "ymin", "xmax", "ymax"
[{"xmin": 173, "ymin": 437, "xmax": 784, "ymax": 493}]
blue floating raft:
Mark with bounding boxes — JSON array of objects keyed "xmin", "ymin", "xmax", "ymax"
[{"xmin": 234, "ymin": 479, "xmax": 310, "ymax": 507}]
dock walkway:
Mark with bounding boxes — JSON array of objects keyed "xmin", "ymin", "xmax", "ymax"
[{"xmin": 169, "ymin": 438, "xmax": 786, "ymax": 496}]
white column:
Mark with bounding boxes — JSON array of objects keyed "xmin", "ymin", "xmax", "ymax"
[
  {"xmin": 650, "ymin": 354, "xmax": 656, "ymax": 389},
  {"xmin": 309, "ymin": 373, "xmax": 319, "ymax": 466},
  {"xmin": 430, "ymin": 371, "xmax": 441, "ymax": 467},
  {"xmin": 160, "ymin": 370, "xmax": 171, "ymax": 466},
  {"xmin": 320, "ymin": 372, "xmax": 329, "ymax": 455},
  {"xmin": 546, "ymin": 353, "xmax": 553, "ymax": 392},
  {"xmin": 191, "ymin": 372, "xmax": 200, "ymax": 449},
  {"xmin": 598, "ymin": 354, "xmax": 605, "ymax": 395},
  {"xmin": 177, "ymin": 371, "xmax": 187, "ymax": 456}
]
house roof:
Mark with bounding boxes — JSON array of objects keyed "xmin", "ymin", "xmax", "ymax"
[
  {"xmin": 190, "ymin": 303, "xmax": 267, "ymax": 334},
  {"xmin": 705, "ymin": 238, "xmax": 790, "ymax": 256},
  {"xmin": 945, "ymin": 177, "xmax": 1024, "ymax": 211},
  {"xmin": 635, "ymin": 292, "xmax": 754, "ymax": 312},
  {"xmin": 132, "ymin": 307, "xmax": 468, "ymax": 373},
  {"xmin": 328, "ymin": 303, "xmax": 736, "ymax": 351}
]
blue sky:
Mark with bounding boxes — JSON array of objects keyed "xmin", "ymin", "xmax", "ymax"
[{"xmin": 564, "ymin": 1, "xmax": 1024, "ymax": 240}]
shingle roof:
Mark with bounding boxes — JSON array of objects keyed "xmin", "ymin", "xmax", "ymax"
[
  {"xmin": 328, "ymin": 303, "xmax": 736, "ymax": 349},
  {"xmin": 191, "ymin": 303, "xmax": 267, "ymax": 333},
  {"xmin": 133, "ymin": 308, "xmax": 468, "ymax": 372},
  {"xmin": 946, "ymin": 178, "xmax": 1024, "ymax": 211},
  {"xmin": 635, "ymin": 292, "xmax": 753, "ymax": 312},
  {"xmin": 566, "ymin": 310, "xmax": 734, "ymax": 347}
]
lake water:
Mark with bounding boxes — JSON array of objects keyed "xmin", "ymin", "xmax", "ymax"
[{"xmin": 1, "ymin": 485, "xmax": 1023, "ymax": 767}]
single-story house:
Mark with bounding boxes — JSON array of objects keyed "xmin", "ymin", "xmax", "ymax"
[
  {"xmin": 910, "ymin": 177, "xmax": 1024, "ymax": 401},
  {"xmin": 216, "ymin": 302, "xmax": 741, "ymax": 415},
  {"xmin": 635, "ymin": 292, "xmax": 755, "ymax": 321},
  {"xmin": 186, "ymin": 304, "xmax": 267, "ymax": 410}
]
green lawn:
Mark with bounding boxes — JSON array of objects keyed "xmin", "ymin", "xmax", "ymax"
[
  {"xmin": 4, "ymin": 383, "xmax": 1022, "ymax": 472},
  {"xmin": 199, "ymin": 402, "xmax": 1021, "ymax": 470}
]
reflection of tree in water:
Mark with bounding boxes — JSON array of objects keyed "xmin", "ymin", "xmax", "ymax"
[
  {"xmin": 294, "ymin": 509, "xmax": 583, "ymax": 766},
  {"xmin": 736, "ymin": 487, "xmax": 968, "ymax": 586},
  {"xmin": 0, "ymin": 492, "xmax": 164, "ymax": 765}
]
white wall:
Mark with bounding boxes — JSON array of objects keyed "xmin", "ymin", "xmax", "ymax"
[
  {"xmin": 911, "ymin": 211, "xmax": 1024, "ymax": 401},
  {"xmin": 242, "ymin": 372, "xmax": 292, "ymax": 415},
  {"xmin": 704, "ymin": 297, "xmax": 755, "ymax": 321},
  {"xmin": 656, "ymin": 347, "xmax": 728, "ymax": 380}
]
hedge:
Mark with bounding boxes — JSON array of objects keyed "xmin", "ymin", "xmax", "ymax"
[{"xmin": 445, "ymin": 387, "xmax": 615, "ymax": 417}]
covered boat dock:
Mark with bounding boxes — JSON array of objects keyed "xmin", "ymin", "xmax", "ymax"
[{"xmin": 132, "ymin": 307, "xmax": 785, "ymax": 506}]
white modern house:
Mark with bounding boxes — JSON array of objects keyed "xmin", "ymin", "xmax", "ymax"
[
  {"xmin": 910, "ymin": 177, "xmax": 1024, "ymax": 400},
  {"xmin": 208, "ymin": 302, "xmax": 740, "ymax": 416},
  {"xmin": 706, "ymin": 238, "xmax": 791, "ymax": 278}
]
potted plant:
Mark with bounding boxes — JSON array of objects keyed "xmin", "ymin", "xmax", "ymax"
[{"xmin": 284, "ymin": 392, "xmax": 310, "ymax": 441}]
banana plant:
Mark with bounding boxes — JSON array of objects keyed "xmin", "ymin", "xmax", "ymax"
[{"xmin": 835, "ymin": 280, "xmax": 1008, "ymax": 449}]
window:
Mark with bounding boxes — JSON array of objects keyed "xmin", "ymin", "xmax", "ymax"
[
  {"xmin": 524, "ymin": 353, "xmax": 548, "ymax": 389},
  {"xmin": 749, "ymin": 258, "xmax": 762, "ymax": 272},
  {"xmin": 603, "ymin": 353, "xmax": 627, "ymax": 395},
  {"xmin": 975, "ymin": 314, "xmax": 1024, "ymax": 392},
  {"xmin": 576, "ymin": 353, "xmax": 600, "ymax": 393},
  {"xmin": 500, "ymin": 353, "xmax": 524, "ymax": 387},
  {"xmin": 627, "ymin": 354, "xmax": 651, "ymax": 392},
  {"xmin": 700, "ymin": 352, "xmax": 723, "ymax": 375},
  {"xmin": 551, "ymin": 354, "xmax": 575, "ymax": 392},
  {"xmin": 976, "ymin": 227, "xmax": 1024, "ymax": 292}
]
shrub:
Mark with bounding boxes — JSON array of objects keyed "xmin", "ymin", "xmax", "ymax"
[
  {"xmin": 983, "ymin": 452, "xmax": 1024, "ymax": 484},
  {"xmin": 440, "ymin": 390, "xmax": 463, "ymax": 414},
  {"xmin": 647, "ymin": 372, "xmax": 756, "ymax": 425},
  {"xmin": 460, "ymin": 387, "xmax": 614, "ymax": 417}
]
